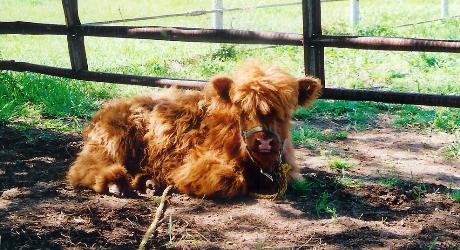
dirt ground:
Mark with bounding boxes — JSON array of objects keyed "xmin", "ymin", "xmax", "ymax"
[{"xmin": 1, "ymin": 118, "xmax": 459, "ymax": 249}]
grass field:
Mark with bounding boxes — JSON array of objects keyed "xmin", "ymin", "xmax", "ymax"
[{"xmin": 1, "ymin": 0, "xmax": 460, "ymax": 137}]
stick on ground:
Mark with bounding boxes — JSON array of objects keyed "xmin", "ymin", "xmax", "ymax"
[{"xmin": 138, "ymin": 185, "xmax": 174, "ymax": 250}]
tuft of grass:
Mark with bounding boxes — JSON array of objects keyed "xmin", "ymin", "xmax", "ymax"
[
  {"xmin": 379, "ymin": 177, "xmax": 402, "ymax": 187},
  {"xmin": 291, "ymin": 125, "xmax": 348, "ymax": 149},
  {"xmin": 288, "ymin": 179, "xmax": 314, "ymax": 196},
  {"xmin": 427, "ymin": 236, "xmax": 439, "ymax": 250},
  {"xmin": 315, "ymin": 191, "xmax": 337, "ymax": 218},
  {"xmin": 356, "ymin": 25, "xmax": 397, "ymax": 37},
  {"xmin": 336, "ymin": 176, "xmax": 362, "ymax": 189},
  {"xmin": 327, "ymin": 158, "xmax": 361, "ymax": 188},
  {"xmin": 211, "ymin": 45, "xmax": 239, "ymax": 62},
  {"xmin": 328, "ymin": 158, "xmax": 353, "ymax": 172},
  {"xmin": 444, "ymin": 137, "xmax": 460, "ymax": 160},
  {"xmin": 410, "ymin": 184, "xmax": 428, "ymax": 205},
  {"xmin": 449, "ymin": 189, "xmax": 460, "ymax": 203}
]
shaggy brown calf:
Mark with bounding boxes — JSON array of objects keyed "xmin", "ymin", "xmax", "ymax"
[{"xmin": 67, "ymin": 64, "xmax": 321, "ymax": 198}]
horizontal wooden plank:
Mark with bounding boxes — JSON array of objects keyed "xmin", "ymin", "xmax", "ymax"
[
  {"xmin": 0, "ymin": 60, "xmax": 206, "ymax": 89},
  {"xmin": 79, "ymin": 25, "xmax": 303, "ymax": 45},
  {"xmin": 321, "ymin": 88, "xmax": 460, "ymax": 108},
  {"xmin": 1, "ymin": 60, "xmax": 459, "ymax": 108},
  {"xmin": 313, "ymin": 35, "xmax": 460, "ymax": 53},
  {"xmin": 0, "ymin": 21, "xmax": 303, "ymax": 46},
  {"xmin": 2, "ymin": 22, "xmax": 460, "ymax": 52},
  {"xmin": 0, "ymin": 22, "xmax": 68, "ymax": 35}
]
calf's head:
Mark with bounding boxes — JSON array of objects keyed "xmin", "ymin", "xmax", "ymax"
[{"xmin": 210, "ymin": 65, "xmax": 322, "ymax": 174}]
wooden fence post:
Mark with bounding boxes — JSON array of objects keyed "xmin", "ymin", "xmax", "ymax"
[
  {"xmin": 62, "ymin": 0, "xmax": 88, "ymax": 71},
  {"xmin": 213, "ymin": 0, "xmax": 224, "ymax": 29},
  {"xmin": 441, "ymin": 0, "xmax": 448, "ymax": 18},
  {"xmin": 350, "ymin": 0, "xmax": 359, "ymax": 27},
  {"xmin": 302, "ymin": 0, "xmax": 325, "ymax": 85}
]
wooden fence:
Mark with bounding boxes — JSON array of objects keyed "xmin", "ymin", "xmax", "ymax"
[{"xmin": 1, "ymin": 0, "xmax": 460, "ymax": 107}]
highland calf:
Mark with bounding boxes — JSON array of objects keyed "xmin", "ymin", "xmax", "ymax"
[{"xmin": 67, "ymin": 64, "xmax": 321, "ymax": 198}]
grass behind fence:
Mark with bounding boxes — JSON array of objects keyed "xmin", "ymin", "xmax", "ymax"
[{"xmin": 1, "ymin": 0, "xmax": 460, "ymax": 135}]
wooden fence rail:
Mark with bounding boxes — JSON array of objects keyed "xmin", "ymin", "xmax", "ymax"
[
  {"xmin": 3, "ymin": 60, "xmax": 459, "ymax": 108},
  {"xmin": 3, "ymin": 21, "xmax": 460, "ymax": 53},
  {"xmin": 0, "ymin": 0, "xmax": 459, "ymax": 108}
]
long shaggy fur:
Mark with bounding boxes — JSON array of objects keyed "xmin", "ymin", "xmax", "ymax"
[{"xmin": 67, "ymin": 64, "xmax": 322, "ymax": 198}]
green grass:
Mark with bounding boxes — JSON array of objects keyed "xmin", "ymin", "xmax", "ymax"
[
  {"xmin": 379, "ymin": 177, "xmax": 403, "ymax": 187},
  {"xmin": 294, "ymin": 100, "xmax": 388, "ymax": 130},
  {"xmin": 393, "ymin": 106, "xmax": 460, "ymax": 132},
  {"xmin": 446, "ymin": 142, "xmax": 460, "ymax": 159},
  {"xmin": 328, "ymin": 158, "xmax": 353, "ymax": 171},
  {"xmin": 1, "ymin": 0, "xmax": 460, "ymax": 134},
  {"xmin": 291, "ymin": 125, "xmax": 348, "ymax": 149},
  {"xmin": 0, "ymin": 71, "xmax": 118, "ymax": 131},
  {"xmin": 295, "ymin": 100, "xmax": 460, "ymax": 134},
  {"xmin": 449, "ymin": 189, "xmax": 460, "ymax": 202},
  {"xmin": 427, "ymin": 236, "xmax": 439, "ymax": 250},
  {"xmin": 315, "ymin": 191, "xmax": 337, "ymax": 218},
  {"xmin": 410, "ymin": 184, "xmax": 428, "ymax": 205},
  {"xmin": 327, "ymin": 158, "xmax": 362, "ymax": 188},
  {"xmin": 288, "ymin": 174, "xmax": 357, "ymax": 218},
  {"xmin": 336, "ymin": 177, "xmax": 362, "ymax": 189}
]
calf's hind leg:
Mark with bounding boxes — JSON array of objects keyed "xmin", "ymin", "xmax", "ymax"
[
  {"xmin": 67, "ymin": 145, "xmax": 131, "ymax": 196},
  {"xmin": 169, "ymin": 152, "xmax": 247, "ymax": 198}
]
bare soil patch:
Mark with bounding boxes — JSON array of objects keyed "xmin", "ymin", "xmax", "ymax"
[{"xmin": 1, "ymin": 123, "xmax": 459, "ymax": 249}]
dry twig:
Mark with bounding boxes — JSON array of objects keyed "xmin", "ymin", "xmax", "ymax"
[{"xmin": 138, "ymin": 185, "xmax": 173, "ymax": 250}]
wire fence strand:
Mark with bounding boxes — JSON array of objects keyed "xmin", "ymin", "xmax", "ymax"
[{"xmin": 85, "ymin": 0, "xmax": 345, "ymax": 26}]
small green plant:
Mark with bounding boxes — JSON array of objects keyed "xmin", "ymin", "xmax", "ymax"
[
  {"xmin": 336, "ymin": 177, "xmax": 361, "ymax": 189},
  {"xmin": 410, "ymin": 184, "xmax": 428, "ymax": 204},
  {"xmin": 427, "ymin": 236, "xmax": 439, "ymax": 250},
  {"xmin": 449, "ymin": 189, "xmax": 460, "ymax": 202},
  {"xmin": 288, "ymin": 179, "xmax": 314, "ymax": 196},
  {"xmin": 422, "ymin": 53, "xmax": 441, "ymax": 67},
  {"xmin": 444, "ymin": 138, "xmax": 460, "ymax": 159},
  {"xmin": 410, "ymin": 53, "xmax": 441, "ymax": 72},
  {"xmin": 379, "ymin": 177, "xmax": 402, "ymax": 187},
  {"xmin": 328, "ymin": 206, "xmax": 337, "ymax": 219},
  {"xmin": 389, "ymin": 70, "xmax": 406, "ymax": 79},
  {"xmin": 356, "ymin": 25, "xmax": 397, "ymax": 37},
  {"xmin": 255, "ymin": 241, "xmax": 266, "ymax": 250},
  {"xmin": 315, "ymin": 191, "xmax": 336, "ymax": 218},
  {"xmin": 433, "ymin": 108, "xmax": 460, "ymax": 132},
  {"xmin": 328, "ymin": 158, "xmax": 353, "ymax": 172},
  {"xmin": 212, "ymin": 45, "xmax": 238, "ymax": 61}
]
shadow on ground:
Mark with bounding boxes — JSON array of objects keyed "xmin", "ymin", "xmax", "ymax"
[{"xmin": 1, "ymin": 124, "xmax": 459, "ymax": 249}]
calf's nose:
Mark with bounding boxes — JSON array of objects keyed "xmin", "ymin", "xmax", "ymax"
[{"xmin": 257, "ymin": 138, "xmax": 273, "ymax": 152}]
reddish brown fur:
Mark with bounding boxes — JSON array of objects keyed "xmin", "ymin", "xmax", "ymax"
[{"xmin": 67, "ymin": 64, "xmax": 322, "ymax": 198}]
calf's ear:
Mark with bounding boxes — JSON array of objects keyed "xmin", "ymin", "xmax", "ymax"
[
  {"xmin": 298, "ymin": 76, "xmax": 322, "ymax": 106},
  {"xmin": 211, "ymin": 75, "xmax": 234, "ymax": 102}
]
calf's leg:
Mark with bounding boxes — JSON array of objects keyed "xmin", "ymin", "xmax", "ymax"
[
  {"xmin": 169, "ymin": 151, "xmax": 247, "ymax": 198},
  {"xmin": 67, "ymin": 145, "xmax": 131, "ymax": 195}
]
